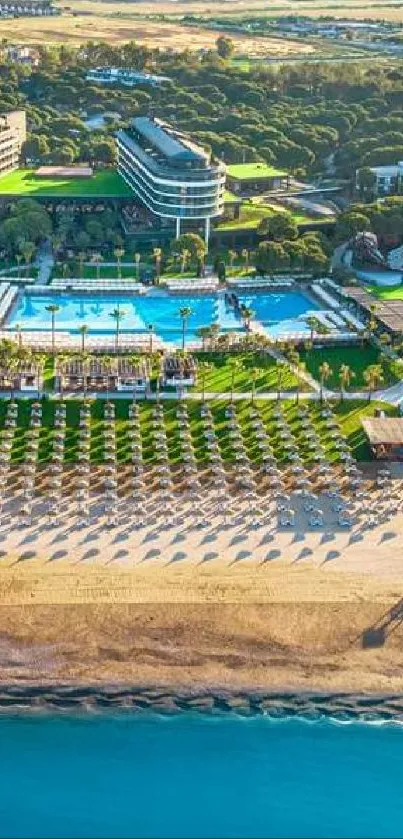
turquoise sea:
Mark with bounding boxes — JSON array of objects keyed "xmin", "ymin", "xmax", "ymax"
[{"xmin": 0, "ymin": 712, "xmax": 402, "ymax": 839}]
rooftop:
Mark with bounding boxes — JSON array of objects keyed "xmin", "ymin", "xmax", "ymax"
[
  {"xmin": 0, "ymin": 168, "xmax": 132, "ymax": 198},
  {"xmin": 133, "ymin": 117, "xmax": 208, "ymax": 166},
  {"xmin": 345, "ymin": 286, "xmax": 403, "ymax": 333},
  {"xmin": 227, "ymin": 163, "xmax": 288, "ymax": 181},
  {"xmin": 362, "ymin": 417, "xmax": 403, "ymax": 446}
]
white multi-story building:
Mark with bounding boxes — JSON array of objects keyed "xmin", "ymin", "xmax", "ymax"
[
  {"xmin": 117, "ymin": 117, "xmax": 226, "ymax": 245},
  {"xmin": 86, "ymin": 67, "xmax": 170, "ymax": 88},
  {"xmin": 0, "ymin": 111, "xmax": 26, "ymax": 177},
  {"xmin": 357, "ymin": 162, "xmax": 403, "ymax": 196}
]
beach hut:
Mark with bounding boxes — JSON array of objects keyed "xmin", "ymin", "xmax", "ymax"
[
  {"xmin": 160, "ymin": 354, "xmax": 197, "ymax": 388},
  {"xmin": 362, "ymin": 417, "xmax": 403, "ymax": 460}
]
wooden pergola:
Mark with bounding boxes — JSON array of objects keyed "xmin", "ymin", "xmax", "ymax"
[{"xmin": 362, "ymin": 417, "xmax": 403, "ymax": 459}]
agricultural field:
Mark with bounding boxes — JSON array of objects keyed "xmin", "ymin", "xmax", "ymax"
[{"xmin": 4, "ymin": 0, "xmax": 402, "ymax": 49}]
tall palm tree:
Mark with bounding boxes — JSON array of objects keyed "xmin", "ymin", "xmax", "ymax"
[
  {"xmin": 250, "ymin": 366, "xmax": 263, "ymax": 405},
  {"xmin": 15, "ymin": 253, "xmax": 22, "ymax": 279},
  {"xmin": 153, "ymin": 247, "xmax": 162, "ymax": 282},
  {"xmin": 34, "ymin": 353, "xmax": 45, "ymax": 398},
  {"xmin": 19, "ymin": 241, "xmax": 35, "ymax": 276},
  {"xmin": 363, "ymin": 364, "xmax": 384, "ymax": 402},
  {"xmin": 180, "ymin": 248, "xmax": 190, "ymax": 275},
  {"xmin": 77, "ymin": 251, "xmax": 87, "ymax": 279},
  {"xmin": 338, "ymin": 363, "xmax": 355, "ymax": 402},
  {"xmin": 318, "ymin": 361, "xmax": 333, "ymax": 403},
  {"xmin": 240, "ymin": 304, "xmax": 254, "ymax": 332},
  {"xmin": 109, "ymin": 306, "xmax": 126, "ymax": 353},
  {"xmin": 229, "ymin": 357, "xmax": 243, "ymax": 405},
  {"xmin": 179, "ymin": 306, "xmax": 193, "ymax": 352},
  {"xmin": 276, "ymin": 359, "xmax": 288, "ymax": 402},
  {"xmin": 14, "ymin": 322, "xmax": 23, "ymax": 349},
  {"xmin": 45, "ymin": 304, "xmax": 60, "ymax": 355},
  {"xmin": 78, "ymin": 324, "xmax": 89, "ymax": 354},
  {"xmin": 241, "ymin": 248, "xmax": 249, "ymax": 268},
  {"xmin": 196, "ymin": 326, "xmax": 210, "ymax": 353},
  {"xmin": 92, "ymin": 253, "xmax": 104, "ymax": 282},
  {"xmin": 306, "ymin": 316, "xmax": 318, "ymax": 343},
  {"xmin": 147, "ymin": 324, "xmax": 155, "ymax": 357},
  {"xmin": 198, "ymin": 361, "xmax": 212, "ymax": 403},
  {"xmin": 134, "ymin": 252, "xmax": 141, "ymax": 280},
  {"xmin": 114, "ymin": 246, "xmax": 125, "ymax": 280},
  {"xmin": 102, "ymin": 355, "xmax": 112, "ymax": 401},
  {"xmin": 129, "ymin": 353, "xmax": 141, "ymax": 403},
  {"xmin": 228, "ymin": 249, "xmax": 237, "ymax": 271}
]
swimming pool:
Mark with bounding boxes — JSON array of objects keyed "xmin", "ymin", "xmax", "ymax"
[{"xmin": 7, "ymin": 290, "xmax": 318, "ymax": 344}]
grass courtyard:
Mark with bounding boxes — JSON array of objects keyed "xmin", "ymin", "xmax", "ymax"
[
  {"xmin": 301, "ymin": 344, "xmax": 403, "ymax": 391},
  {"xmin": 0, "ymin": 397, "xmax": 394, "ymax": 465},
  {"xmin": 190, "ymin": 351, "xmax": 302, "ymax": 393},
  {"xmin": 0, "ymin": 169, "xmax": 132, "ymax": 198},
  {"xmin": 365, "ymin": 284, "xmax": 403, "ymax": 301},
  {"xmin": 215, "ymin": 199, "xmax": 328, "ymax": 232}
]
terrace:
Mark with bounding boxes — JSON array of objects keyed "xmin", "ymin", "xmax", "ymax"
[{"xmin": 0, "ymin": 168, "xmax": 132, "ymax": 198}]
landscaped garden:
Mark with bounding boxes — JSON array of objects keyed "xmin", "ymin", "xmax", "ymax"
[
  {"xmin": 0, "ymin": 397, "xmax": 395, "ymax": 465},
  {"xmin": 365, "ymin": 284, "xmax": 403, "ymax": 301},
  {"xmin": 0, "ymin": 169, "xmax": 132, "ymax": 198},
  {"xmin": 301, "ymin": 344, "xmax": 402, "ymax": 391}
]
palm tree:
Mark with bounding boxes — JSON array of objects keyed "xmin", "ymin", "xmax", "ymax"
[
  {"xmin": 227, "ymin": 249, "xmax": 237, "ymax": 271},
  {"xmin": 276, "ymin": 359, "xmax": 288, "ymax": 402},
  {"xmin": 45, "ymin": 304, "xmax": 60, "ymax": 355},
  {"xmin": 250, "ymin": 366, "xmax": 263, "ymax": 405},
  {"xmin": 363, "ymin": 364, "xmax": 384, "ymax": 402},
  {"xmin": 114, "ymin": 246, "xmax": 125, "ymax": 280},
  {"xmin": 146, "ymin": 323, "xmax": 155, "ymax": 358},
  {"xmin": 229, "ymin": 357, "xmax": 243, "ymax": 404},
  {"xmin": 179, "ymin": 306, "xmax": 193, "ymax": 352},
  {"xmin": 338, "ymin": 363, "xmax": 355, "ymax": 402},
  {"xmin": 14, "ymin": 322, "xmax": 23, "ymax": 349},
  {"xmin": 180, "ymin": 248, "xmax": 190, "ymax": 275},
  {"xmin": 78, "ymin": 324, "xmax": 89, "ymax": 354},
  {"xmin": 134, "ymin": 252, "xmax": 141, "ymax": 280},
  {"xmin": 34, "ymin": 353, "xmax": 45, "ymax": 398},
  {"xmin": 129, "ymin": 353, "xmax": 141, "ymax": 403},
  {"xmin": 77, "ymin": 250, "xmax": 87, "ymax": 278},
  {"xmin": 153, "ymin": 247, "xmax": 162, "ymax": 282},
  {"xmin": 198, "ymin": 361, "xmax": 212, "ymax": 402},
  {"xmin": 196, "ymin": 326, "xmax": 211, "ymax": 352},
  {"xmin": 109, "ymin": 306, "xmax": 126, "ymax": 352},
  {"xmin": 15, "ymin": 253, "xmax": 22, "ymax": 279},
  {"xmin": 318, "ymin": 361, "xmax": 333, "ymax": 403},
  {"xmin": 240, "ymin": 304, "xmax": 254, "ymax": 332},
  {"xmin": 19, "ymin": 241, "xmax": 35, "ymax": 275},
  {"xmin": 102, "ymin": 355, "xmax": 112, "ymax": 401},
  {"xmin": 306, "ymin": 316, "xmax": 318, "ymax": 343},
  {"xmin": 92, "ymin": 253, "xmax": 104, "ymax": 281},
  {"xmin": 241, "ymin": 248, "xmax": 249, "ymax": 269}
]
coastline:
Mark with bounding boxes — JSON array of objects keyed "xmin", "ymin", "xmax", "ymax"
[{"xmin": 0, "ymin": 683, "xmax": 402, "ymax": 722}]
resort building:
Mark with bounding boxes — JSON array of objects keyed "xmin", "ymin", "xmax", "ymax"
[
  {"xmin": 86, "ymin": 68, "xmax": 170, "ymax": 88},
  {"xmin": 55, "ymin": 357, "xmax": 151, "ymax": 394},
  {"xmin": 160, "ymin": 355, "xmax": 197, "ymax": 388},
  {"xmin": 357, "ymin": 162, "xmax": 403, "ymax": 197},
  {"xmin": 0, "ymin": 111, "xmax": 26, "ymax": 178},
  {"xmin": 362, "ymin": 417, "xmax": 403, "ymax": 460},
  {"xmin": 116, "ymin": 117, "xmax": 226, "ymax": 245},
  {"xmin": 0, "ymin": 361, "xmax": 42, "ymax": 392},
  {"xmin": 226, "ymin": 163, "xmax": 290, "ymax": 196}
]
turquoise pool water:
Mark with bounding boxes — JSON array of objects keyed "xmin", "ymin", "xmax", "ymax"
[
  {"xmin": 0, "ymin": 712, "xmax": 402, "ymax": 838},
  {"xmin": 7, "ymin": 290, "xmax": 317, "ymax": 344}
]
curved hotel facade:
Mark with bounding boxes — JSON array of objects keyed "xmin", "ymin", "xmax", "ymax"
[{"xmin": 117, "ymin": 117, "xmax": 226, "ymax": 245}]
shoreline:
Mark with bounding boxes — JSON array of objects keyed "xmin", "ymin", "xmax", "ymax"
[{"xmin": 0, "ymin": 684, "xmax": 402, "ymax": 722}]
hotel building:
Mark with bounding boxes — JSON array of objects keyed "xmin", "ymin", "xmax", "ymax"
[
  {"xmin": 0, "ymin": 111, "xmax": 26, "ymax": 177},
  {"xmin": 117, "ymin": 117, "xmax": 226, "ymax": 245}
]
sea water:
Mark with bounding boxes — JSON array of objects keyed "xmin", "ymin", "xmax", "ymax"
[{"xmin": 0, "ymin": 712, "xmax": 402, "ymax": 839}]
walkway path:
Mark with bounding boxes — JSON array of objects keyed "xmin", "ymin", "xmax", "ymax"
[{"xmin": 35, "ymin": 241, "xmax": 54, "ymax": 286}]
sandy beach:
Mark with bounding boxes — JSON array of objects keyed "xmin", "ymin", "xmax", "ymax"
[{"xmin": 0, "ymin": 475, "xmax": 403, "ymax": 707}]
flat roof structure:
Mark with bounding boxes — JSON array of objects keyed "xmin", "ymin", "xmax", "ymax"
[
  {"xmin": 133, "ymin": 117, "xmax": 208, "ymax": 166},
  {"xmin": 227, "ymin": 163, "xmax": 288, "ymax": 181},
  {"xmin": 345, "ymin": 286, "xmax": 403, "ymax": 334},
  {"xmin": 362, "ymin": 417, "xmax": 403, "ymax": 446},
  {"xmin": 0, "ymin": 168, "xmax": 132, "ymax": 198},
  {"xmin": 36, "ymin": 166, "xmax": 93, "ymax": 178}
]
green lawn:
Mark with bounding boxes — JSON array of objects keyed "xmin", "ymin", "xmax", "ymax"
[
  {"xmin": 0, "ymin": 168, "xmax": 132, "ymax": 198},
  {"xmin": 365, "ymin": 284, "xmax": 403, "ymax": 301},
  {"xmin": 227, "ymin": 163, "xmax": 288, "ymax": 180},
  {"xmin": 191, "ymin": 351, "xmax": 302, "ymax": 393},
  {"xmin": 0, "ymin": 397, "xmax": 394, "ymax": 465},
  {"xmin": 216, "ymin": 200, "xmax": 326, "ymax": 232},
  {"xmin": 302, "ymin": 345, "xmax": 402, "ymax": 391}
]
